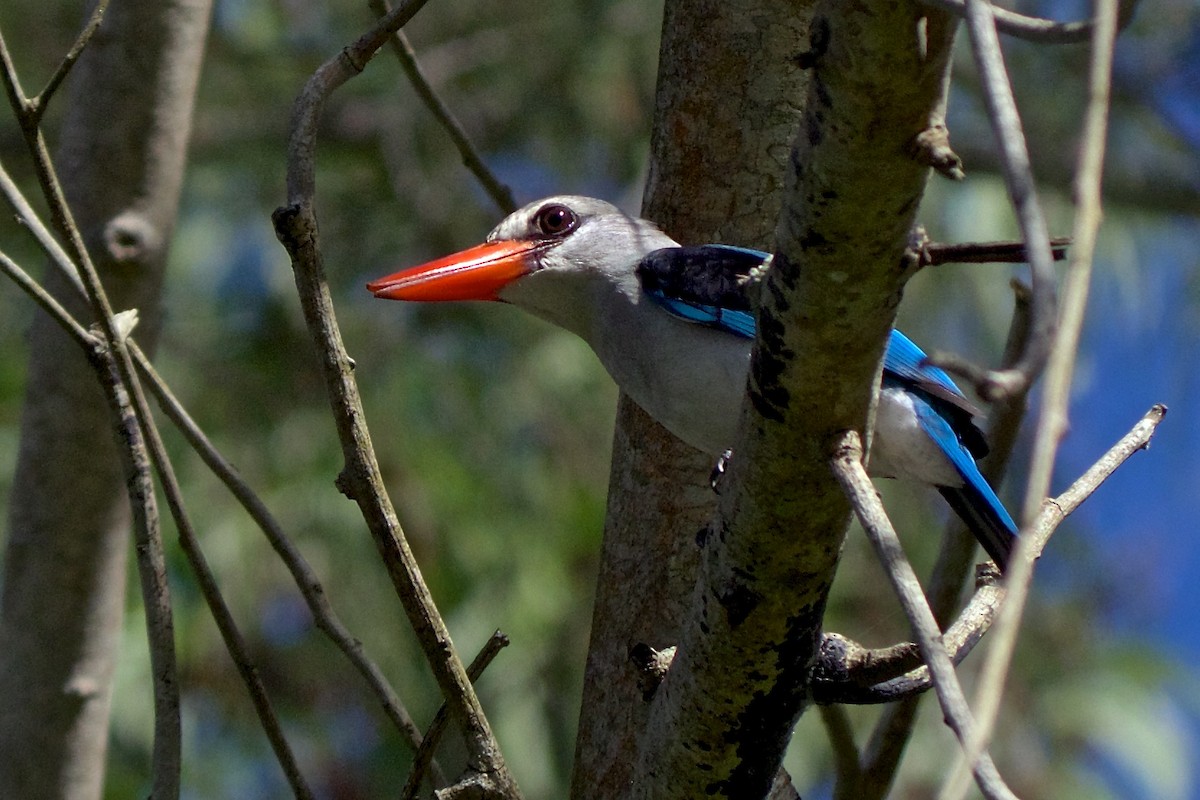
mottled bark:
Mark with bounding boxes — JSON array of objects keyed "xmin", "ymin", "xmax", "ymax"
[
  {"xmin": 634, "ymin": 1, "xmax": 960, "ymax": 797},
  {"xmin": 0, "ymin": 2, "xmax": 211, "ymax": 798}
]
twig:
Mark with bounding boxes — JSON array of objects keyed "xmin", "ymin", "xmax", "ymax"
[
  {"xmin": 815, "ymin": 402, "xmax": 1163, "ymax": 708},
  {"xmin": 369, "ymin": 0, "xmax": 516, "ymax": 215},
  {"xmin": 131, "ymin": 346, "xmax": 443, "ymax": 785},
  {"xmin": 4, "ymin": 148, "xmax": 440, "ymax": 785},
  {"xmin": 274, "ymin": 3, "xmax": 520, "ymax": 795},
  {"xmin": 0, "ymin": 161, "xmax": 81, "ymax": 287},
  {"xmin": 949, "ymin": 0, "xmax": 1058, "ymax": 404},
  {"xmin": 96, "ymin": 339, "xmax": 182, "ymax": 800},
  {"xmin": 831, "ymin": 431, "xmax": 1017, "ymax": 800},
  {"xmin": 0, "ymin": 248, "xmax": 93, "ymax": 347},
  {"xmin": 935, "ymin": 402, "xmax": 1162, "ymax": 797},
  {"xmin": 941, "ymin": 2, "xmax": 1124, "ymax": 796},
  {"xmin": 4, "ymin": 237, "xmax": 306, "ymax": 797},
  {"xmin": 1039, "ymin": 405, "xmax": 1166, "ymax": 524},
  {"xmin": 30, "ymin": 0, "xmax": 110, "ymax": 124},
  {"xmin": 127, "ymin": 351, "xmax": 316, "ymax": 800},
  {"xmin": 0, "ymin": 11, "xmax": 144, "ymax": 451},
  {"xmin": 921, "ymin": 237, "xmax": 1069, "ymax": 266},
  {"xmin": 401, "ymin": 631, "xmax": 511, "ymax": 800},
  {"xmin": 1, "ymin": 28, "xmax": 182, "ymax": 799},
  {"xmin": 849, "ymin": 282, "xmax": 1032, "ymax": 797},
  {"xmin": 811, "ymin": 576, "xmax": 1005, "ymax": 705},
  {"xmin": 919, "ymin": 0, "xmax": 1139, "ymax": 45},
  {"xmin": 283, "ymin": 0, "xmax": 431, "ymax": 202}
]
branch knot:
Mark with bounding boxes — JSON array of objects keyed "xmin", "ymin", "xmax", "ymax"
[{"xmin": 103, "ymin": 211, "xmax": 160, "ymax": 266}]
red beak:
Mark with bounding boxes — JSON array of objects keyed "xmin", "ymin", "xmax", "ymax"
[{"xmin": 367, "ymin": 240, "xmax": 540, "ymax": 302}]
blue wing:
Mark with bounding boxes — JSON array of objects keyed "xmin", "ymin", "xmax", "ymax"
[
  {"xmin": 637, "ymin": 244, "xmax": 764, "ymax": 339},
  {"xmin": 649, "ymin": 295, "xmax": 757, "ymax": 338},
  {"xmin": 635, "ymin": 243, "xmax": 1017, "ymax": 568},
  {"xmin": 884, "ymin": 330, "xmax": 975, "ymax": 411}
]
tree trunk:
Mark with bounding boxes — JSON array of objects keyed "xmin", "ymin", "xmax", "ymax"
[
  {"xmin": 634, "ymin": 1, "xmax": 959, "ymax": 795},
  {"xmin": 570, "ymin": 1, "xmax": 811, "ymax": 795},
  {"xmin": 0, "ymin": 2, "xmax": 212, "ymax": 797}
]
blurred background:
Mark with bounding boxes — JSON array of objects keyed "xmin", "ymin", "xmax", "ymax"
[{"xmin": 0, "ymin": 0, "xmax": 1197, "ymax": 797}]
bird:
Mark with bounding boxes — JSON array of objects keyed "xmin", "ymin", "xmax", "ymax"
[{"xmin": 368, "ymin": 195, "xmax": 1017, "ymax": 569}]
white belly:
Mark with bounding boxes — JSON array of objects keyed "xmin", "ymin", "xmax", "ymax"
[
  {"xmin": 870, "ymin": 387, "xmax": 963, "ymax": 487},
  {"xmin": 592, "ymin": 299, "xmax": 750, "ymax": 455}
]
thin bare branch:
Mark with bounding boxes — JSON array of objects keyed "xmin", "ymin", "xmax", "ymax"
[
  {"xmin": 131, "ymin": 346, "xmax": 441, "ymax": 781},
  {"xmin": 0, "ymin": 248, "xmax": 94, "ymax": 348},
  {"xmin": 954, "ymin": 0, "xmax": 1059, "ymax": 403},
  {"xmin": 402, "ymin": 631, "xmax": 511, "ymax": 800},
  {"xmin": 100, "ymin": 345, "xmax": 182, "ymax": 800},
  {"xmin": 0, "ymin": 27, "xmax": 31, "ymax": 113},
  {"xmin": 274, "ymin": 3, "xmax": 519, "ymax": 794},
  {"xmin": 1040, "ymin": 405, "xmax": 1166, "ymax": 522},
  {"xmin": 369, "ymin": 0, "xmax": 517, "ymax": 215},
  {"xmin": 920, "ymin": 0, "xmax": 1139, "ymax": 44},
  {"xmin": 5, "ymin": 147, "xmax": 437, "ymax": 783},
  {"xmin": 283, "ymin": 0, "xmax": 432, "ymax": 201},
  {"xmin": 831, "ymin": 431, "xmax": 1017, "ymax": 800},
  {"xmin": 812, "ymin": 574, "xmax": 1005, "ymax": 705},
  {"xmin": 921, "ymin": 237, "xmax": 1069, "ymax": 266},
  {"xmin": 0, "ymin": 161, "xmax": 81, "ymax": 287},
  {"xmin": 851, "ymin": 281, "xmax": 1032, "ymax": 798},
  {"xmin": 1, "ymin": 245, "xmax": 306, "ymax": 800},
  {"xmin": 817, "ymin": 400, "xmax": 1163, "ymax": 709},
  {"xmin": 1, "ymin": 32, "xmax": 182, "ymax": 798},
  {"xmin": 128, "ymin": 353, "xmax": 315, "ymax": 800},
  {"xmin": 1, "ymin": 15, "xmax": 147, "ymax": 426},
  {"xmin": 938, "ymin": 404, "xmax": 1163, "ymax": 799},
  {"xmin": 943, "ymin": 1, "xmax": 1124, "ymax": 795},
  {"xmin": 30, "ymin": 0, "xmax": 110, "ymax": 123}
]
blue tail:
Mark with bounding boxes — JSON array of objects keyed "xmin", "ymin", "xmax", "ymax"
[
  {"xmin": 937, "ymin": 487, "xmax": 1017, "ymax": 570},
  {"xmin": 912, "ymin": 396, "xmax": 1018, "ymax": 570}
]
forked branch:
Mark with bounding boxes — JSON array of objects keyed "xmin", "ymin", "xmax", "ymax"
[
  {"xmin": 822, "ymin": 403, "xmax": 1162, "ymax": 799},
  {"xmin": 273, "ymin": 2, "xmax": 520, "ymax": 795},
  {"xmin": 943, "ymin": 3, "xmax": 1125, "ymax": 794},
  {"xmin": 817, "ymin": 404, "xmax": 1164, "ymax": 705},
  {"xmin": 0, "ymin": 16, "xmax": 181, "ymax": 795},
  {"xmin": 831, "ymin": 431, "xmax": 1017, "ymax": 800},
  {"xmin": 920, "ymin": 0, "xmax": 1139, "ymax": 44}
]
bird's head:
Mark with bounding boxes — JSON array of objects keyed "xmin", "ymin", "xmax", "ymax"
[{"xmin": 368, "ymin": 196, "xmax": 673, "ymax": 326}]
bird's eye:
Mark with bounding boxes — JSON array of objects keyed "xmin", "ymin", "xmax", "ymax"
[{"xmin": 533, "ymin": 203, "xmax": 578, "ymax": 237}]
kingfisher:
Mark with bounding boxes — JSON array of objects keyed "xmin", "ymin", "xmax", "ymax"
[{"xmin": 368, "ymin": 195, "xmax": 1017, "ymax": 569}]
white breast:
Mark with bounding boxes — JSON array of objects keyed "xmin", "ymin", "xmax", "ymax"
[
  {"xmin": 590, "ymin": 290, "xmax": 751, "ymax": 455},
  {"xmin": 583, "ymin": 286, "xmax": 965, "ymax": 489}
]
